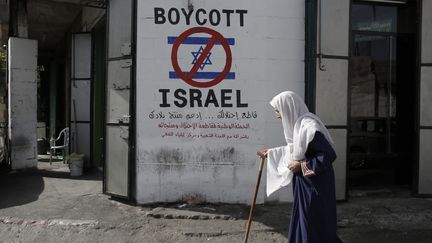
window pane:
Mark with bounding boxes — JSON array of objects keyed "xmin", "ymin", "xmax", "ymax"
[{"xmin": 352, "ymin": 4, "xmax": 397, "ymax": 32}]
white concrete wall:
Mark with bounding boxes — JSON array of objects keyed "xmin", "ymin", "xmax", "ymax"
[
  {"xmin": 8, "ymin": 37, "xmax": 38, "ymax": 169},
  {"xmin": 136, "ymin": 0, "xmax": 305, "ymax": 204},
  {"xmin": 314, "ymin": 0, "xmax": 350, "ymax": 200}
]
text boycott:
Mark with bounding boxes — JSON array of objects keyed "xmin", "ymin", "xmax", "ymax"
[{"xmin": 154, "ymin": 7, "xmax": 248, "ymax": 27}]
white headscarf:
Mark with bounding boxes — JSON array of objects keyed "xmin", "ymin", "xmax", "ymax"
[
  {"xmin": 270, "ymin": 91, "xmax": 310, "ymax": 144},
  {"xmin": 266, "ymin": 91, "xmax": 334, "ymax": 196}
]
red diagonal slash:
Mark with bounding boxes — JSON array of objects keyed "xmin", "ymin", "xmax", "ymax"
[
  {"xmin": 171, "ymin": 27, "xmax": 232, "ymax": 88},
  {"xmin": 186, "ymin": 35, "xmax": 218, "ymax": 80}
]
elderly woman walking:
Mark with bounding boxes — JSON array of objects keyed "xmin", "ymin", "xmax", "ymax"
[{"xmin": 259, "ymin": 91, "xmax": 342, "ymax": 243}]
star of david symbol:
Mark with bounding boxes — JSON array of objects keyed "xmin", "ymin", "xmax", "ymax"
[{"xmin": 191, "ymin": 46, "xmax": 212, "ymax": 70}]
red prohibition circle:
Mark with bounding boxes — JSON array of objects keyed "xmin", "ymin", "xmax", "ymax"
[{"xmin": 171, "ymin": 27, "xmax": 232, "ymax": 88}]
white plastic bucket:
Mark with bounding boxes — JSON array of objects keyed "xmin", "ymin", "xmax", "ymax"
[{"xmin": 69, "ymin": 157, "xmax": 83, "ymax": 177}]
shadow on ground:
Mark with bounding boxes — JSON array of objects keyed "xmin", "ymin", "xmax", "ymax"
[
  {"xmin": 0, "ymin": 170, "xmax": 45, "ymax": 210},
  {"xmin": 35, "ymin": 167, "xmax": 102, "ymax": 181},
  {"xmin": 0, "ymin": 160, "xmax": 101, "ymax": 210}
]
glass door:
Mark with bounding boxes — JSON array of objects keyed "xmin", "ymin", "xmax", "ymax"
[
  {"xmin": 349, "ymin": 2, "xmax": 418, "ymax": 188},
  {"xmin": 349, "ymin": 33, "xmax": 397, "ymax": 166}
]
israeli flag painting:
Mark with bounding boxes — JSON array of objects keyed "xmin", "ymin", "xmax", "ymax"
[{"xmin": 168, "ymin": 31, "xmax": 235, "ymax": 85}]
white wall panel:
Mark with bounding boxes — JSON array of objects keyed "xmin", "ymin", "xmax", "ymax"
[
  {"xmin": 71, "ymin": 80, "xmax": 91, "ymax": 121},
  {"xmin": 420, "ymin": 67, "xmax": 432, "ymax": 126},
  {"xmin": 320, "ymin": 0, "xmax": 350, "ymax": 56},
  {"xmin": 419, "ymin": 130, "xmax": 432, "ymax": 194},
  {"xmin": 108, "ymin": 0, "xmax": 132, "ymax": 58},
  {"xmin": 72, "ymin": 34, "xmax": 92, "ymax": 79},
  {"xmin": 106, "ymin": 59, "xmax": 131, "ymax": 124},
  {"xmin": 316, "ymin": 59, "xmax": 348, "ymax": 126},
  {"xmin": 422, "ymin": 0, "xmax": 432, "ymax": 63},
  {"xmin": 329, "ymin": 129, "xmax": 346, "ymax": 200},
  {"xmin": 106, "ymin": 126, "xmax": 129, "ymax": 196}
]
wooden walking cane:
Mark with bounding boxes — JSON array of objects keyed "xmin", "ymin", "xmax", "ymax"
[{"xmin": 244, "ymin": 153, "xmax": 266, "ymax": 243}]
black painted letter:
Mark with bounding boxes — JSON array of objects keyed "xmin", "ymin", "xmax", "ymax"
[
  {"xmin": 195, "ymin": 9, "xmax": 207, "ymax": 25},
  {"xmin": 222, "ymin": 9, "xmax": 234, "ymax": 27},
  {"xmin": 174, "ymin": 89, "xmax": 187, "ymax": 108},
  {"xmin": 154, "ymin": 8, "xmax": 166, "ymax": 24},
  {"xmin": 181, "ymin": 8, "xmax": 194, "ymax": 25},
  {"xmin": 236, "ymin": 10, "xmax": 248, "ymax": 27},
  {"xmin": 220, "ymin": 89, "xmax": 233, "ymax": 107},
  {"xmin": 189, "ymin": 89, "xmax": 203, "ymax": 107},
  {"xmin": 159, "ymin": 89, "xmax": 170, "ymax": 107},
  {"xmin": 168, "ymin": 8, "xmax": 180, "ymax": 25},
  {"xmin": 236, "ymin": 90, "xmax": 248, "ymax": 107},
  {"xmin": 209, "ymin": 9, "xmax": 221, "ymax": 26},
  {"xmin": 204, "ymin": 89, "xmax": 219, "ymax": 107}
]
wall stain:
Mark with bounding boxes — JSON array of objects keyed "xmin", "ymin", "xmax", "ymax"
[
  {"xmin": 155, "ymin": 148, "xmax": 185, "ymax": 164},
  {"xmin": 143, "ymin": 146, "xmax": 239, "ymax": 165},
  {"xmin": 13, "ymin": 136, "xmax": 30, "ymax": 146},
  {"xmin": 199, "ymin": 147, "xmax": 237, "ymax": 162},
  {"xmin": 140, "ymin": 146, "xmax": 244, "ymax": 176}
]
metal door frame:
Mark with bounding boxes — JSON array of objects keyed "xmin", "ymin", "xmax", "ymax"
[{"xmin": 348, "ymin": 0, "xmax": 420, "ymax": 192}]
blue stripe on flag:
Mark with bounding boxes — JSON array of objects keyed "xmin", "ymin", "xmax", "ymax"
[
  {"xmin": 169, "ymin": 72, "xmax": 235, "ymax": 79},
  {"xmin": 167, "ymin": 37, "xmax": 235, "ymax": 45}
]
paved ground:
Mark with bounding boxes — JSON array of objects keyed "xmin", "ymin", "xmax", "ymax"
[{"xmin": 1, "ymin": 161, "xmax": 432, "ymax": 243}]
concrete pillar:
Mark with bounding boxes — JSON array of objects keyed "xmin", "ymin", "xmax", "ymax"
[{"xmin": 8, "ymin": 37, "xmax": 38, "ymax": 170}]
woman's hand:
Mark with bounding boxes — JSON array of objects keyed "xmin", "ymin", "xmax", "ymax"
[
  {"xmin": 288, "ymin": 160, "xmax": 302, "ymax": 173},
  {"xmin": 257, "ymin": 149, "xmax": 268, "ymax": 158}
]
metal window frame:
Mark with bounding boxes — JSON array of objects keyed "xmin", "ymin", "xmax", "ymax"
[{"xmin": 69, "ymin": 32, "xmax": 94, "ymax": 171}]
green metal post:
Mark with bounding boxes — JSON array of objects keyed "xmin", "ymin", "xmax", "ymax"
[{"xmin": 305, "ymin": 0, "xmax": 318, "ymax": 112}]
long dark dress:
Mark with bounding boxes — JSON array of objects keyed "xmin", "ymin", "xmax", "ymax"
[{"xmin": 288, "ymin": 132, "xmax": 342, "ymax": 243}]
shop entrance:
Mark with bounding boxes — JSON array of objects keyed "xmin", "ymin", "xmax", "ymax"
[{"xmin": 348, "ymin": 1, "xmax": 418, "ymax": 189}]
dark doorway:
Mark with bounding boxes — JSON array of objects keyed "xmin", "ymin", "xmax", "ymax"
[
  {"xmin": 92, "ymin": 19, "xmax": 106, "ymax": 169},
  {"xmin": 348, "ymin": 1, "xmax": 418, "ymax": 189}
]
